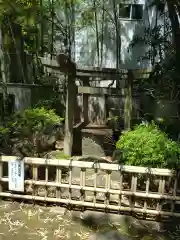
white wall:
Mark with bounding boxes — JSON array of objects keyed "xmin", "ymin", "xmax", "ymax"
[
  {"xmin": 74, "ymin": 0, "xmax": 165, "ymax": 71},
  {"xmin": 0, "ymin": 86, "xmax": 31, "ymax": 112}
]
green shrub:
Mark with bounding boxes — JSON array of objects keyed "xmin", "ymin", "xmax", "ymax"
[
  {"xmin": 51, "ymin": 150, "xmax": 69, "ymax": 159},
  {"xmin": 34, "ymin": 97, "xmax": 65, "ymax": 117},
  {"xmin": 116, "ymin": 122, "xmax": 180, "ymax": 169},
  {"xmin": 6, "ymin": 107, "xmax": 63, "ymax": 136},
  {"xmin": 0, "ymin": 107, "xmax": 64, "ymax": 156}
]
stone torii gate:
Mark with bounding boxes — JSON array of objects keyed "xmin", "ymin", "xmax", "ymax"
[
  {"xmin": 40, "ymin": 54, "xmax": 152, "ymax": 157},
  {"xmin": 56, "ymin": 54, "xmax": 135, "ymax": 157}
]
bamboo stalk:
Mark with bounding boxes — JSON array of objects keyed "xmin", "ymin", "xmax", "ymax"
[
  {"xmin": 0, "ymin": 191, "xmax": 180, "ymax": 217},
  {"xmin": 32, "ymin": 165, "xmax": 38, "ymax": 198},
  {"xmin": 130, "ymin": 174, "xmax": 137, "ymax": 210},
  {"xmin": 45, "ymin": 165, "xmax": 48, "ymax": 199},
  {"xmin": 2, "ymin": 176, "xmax": 180, "ymax": 201},
  {"xmin": 56, "ymin": 166, "xmax": 62, "ymax": 199},
  {"xmin": 144, "ymin": 177, "xmax": 150, "ymax": 213},
  {"xmin": 1, "ymin": 154, "xmax": 180, "ymax": 218},
  {"xmin": 0, "ymin": 158, "xmax": 3, "ymax": 192},
  {"xmin": 1, "ymin": 156, "xmax": 175, "ymax": 176},
  {"xmin": 105, "ymin": 171, "xmax": 111, "ymax": 207},
  {"xmin": 119, "ymin": 173, "xmax": 123, "ymax": 208},
  {"xmin": 80, "ymin": 168, "xmax": 85, "ymax": 204}
]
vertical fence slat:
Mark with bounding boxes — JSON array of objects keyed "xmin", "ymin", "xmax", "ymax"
[
  {"xmin": 45, "ymin": 166, "xmax": 48, "ymax": 199},
  {"xmin": 157, "ymin": 176, "xmax": 165, "ymax": 213},
  {"xmin": 80, "ymin": 168, "xmax": 85, "ymax": 204},
  {"xmin": 0, "ymin": 158, "xmax": 3, "ymax": 192},
  {"xmin": 56, "ymin": 167, "xmax": 62, "ymax": 198},
  {"xmin": 93, "ymin": 168, "xmax": 98, "ymax": 205},
  {"xmin": 105, "ymin": 171, "xmax": 111, "ymax": 208},
  {"xmin": 144, "ymin": 176, "xmax": 150, "ymax": 213},
  {"xmin": 130, "ymin": 174, "xmax": 137, "ymax": 210},
  {"xmin": 173, "ymin": 178, "xmax": 177, "ymax": 197},
  {"xmin": 32, "ymin": 165, "xmax": 38, "ymax": 198},
  {"xmin": 157, "ymin": 177, "xmax": 162, "ymax": 212},
  {"xmin": 171, "ymin": 177, "xmax": 178, "ymax": 212},
  {"xmin": 119, "ymin": 173, "xmax": 123, "ymax": 209},
  {"xmin": 68, "ymin": 166, "xmax": 72, "ymax": 203}
]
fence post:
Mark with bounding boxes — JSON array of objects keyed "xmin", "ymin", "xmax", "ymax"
[{"xmin": 0, "ymin": 157, "xmax": 2, "ymax": 192}]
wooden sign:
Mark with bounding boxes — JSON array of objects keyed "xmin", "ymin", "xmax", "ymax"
[{"xmin": 8, "ymin": 158, "xmax": 24, "ymax": 192}]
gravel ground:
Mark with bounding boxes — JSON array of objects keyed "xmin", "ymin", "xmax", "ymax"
[{"xmin": 0, "ymin": 200, "xmax": 177, "ymax": 240}]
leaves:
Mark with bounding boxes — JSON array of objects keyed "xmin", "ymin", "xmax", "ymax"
[
  {"xmin": 0, "ymin": 107, "xmax": 64, "ymax": 156},
  {"xmin": 0, "ymin": 107, "xmax": 63, "ymax": 137},
  {"xmin": 116, "ymin": 122, "xmax": 180, "ymax": 169}
]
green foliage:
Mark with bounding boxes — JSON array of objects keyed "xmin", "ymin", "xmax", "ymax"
[
  {"xmin": 51, "ymin": 150, "xmax": 69, "ymax": 159},
  {"xmin": 4, "ymin": 107, "xmax": 63, "ymax": 136},
  {"xmin": 116, "ymin": 122, "xmax": 180, "ymax": 169},
  {"xmin": 0, "ymin": 107, "xmax": 64, "ymax": 157},
  {"xmin": 107, "ymin": 116, "xmax": 121, "ymax": 121},
  {"xmin": 34, "ymin": 97, "xmax": 65, "ymax": 117}
]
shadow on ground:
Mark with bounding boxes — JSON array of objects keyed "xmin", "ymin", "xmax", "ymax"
[{"xmin": 73, "ymin": 210, "xmax": 180, "ymax": 240}]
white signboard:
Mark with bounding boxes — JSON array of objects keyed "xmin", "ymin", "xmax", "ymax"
[{"xmin": 8, "ymin": 159, "xmax": 24, "ymax": 192}]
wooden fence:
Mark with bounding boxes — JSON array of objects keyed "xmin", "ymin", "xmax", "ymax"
[{"xmin": 0, "ymin": 156, "xmax": 180, "ymax": 219}]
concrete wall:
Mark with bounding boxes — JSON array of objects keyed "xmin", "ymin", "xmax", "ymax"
[
  {"xmin": 0, "ymin": 84, "xmax": 140, "ymax": 125},
  {"xmin": 0, "ymin": 84, "xmax": 54, "ymax": 112}
]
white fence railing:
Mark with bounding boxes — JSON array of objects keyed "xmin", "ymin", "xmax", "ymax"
[{"xmin": 0, "ymin": 156, "xmax": 180, "ymax": 219}]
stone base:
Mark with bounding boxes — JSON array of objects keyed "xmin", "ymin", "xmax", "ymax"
[{"xmin": 81, "ymin": 125, "xmax": 115, "ymax": 157}]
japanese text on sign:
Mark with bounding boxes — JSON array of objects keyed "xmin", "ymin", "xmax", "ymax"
[{"xmin": 8, "ymin": 159, "xmax": 24, "ymax": 192}]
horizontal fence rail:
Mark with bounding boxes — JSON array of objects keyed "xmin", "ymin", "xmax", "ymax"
[{"xmin": 0, "ymin": 156, "xmax": 180, "ymax": 219}]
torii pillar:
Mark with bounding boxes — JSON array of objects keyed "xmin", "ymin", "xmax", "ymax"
[{"xmin": 56, "ymin": 53, "xmax": 77, "ymax": 156}]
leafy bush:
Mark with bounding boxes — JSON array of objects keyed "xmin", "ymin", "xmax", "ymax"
[
  {"xmin": 34, "ymin": 97, "xmax": 65, "ymax": 117},
  {"xmin": 6, "ymin": 107, "xmax": 63, "ymax": 135},
  {"xmin": 46, "ymin": 150, "xmax": 69, "ymax": 160},
  {"xmin": 0, "ymin": 107, "xmax": 64, "ymax": 157},
  {"xmin": 116, "ymin": 122, "xmax": 180, "ymax": 169}
]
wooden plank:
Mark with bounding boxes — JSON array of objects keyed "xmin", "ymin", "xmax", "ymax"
[
  {"xmin": 1, "ymin": 176, "xmax": 180, "ymax": 201},
  {"xmin": 0, "ymin": 191, "xmax": 180, "ymax": 217},
  {"xmin": 1, "ymin": 156, "xmax": 175, "ymax": 176}
]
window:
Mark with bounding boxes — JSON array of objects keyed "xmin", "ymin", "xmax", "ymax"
[
  {"xmin": 119, "ymin": 4, "xmax": 143, "ymax": 20},
  {"xmin": 131, "ymin": 4, "xmax": 143, "ymax": 20},
  {"xmin": 119, "ymin": 4, "xmax": 131, "ymax": 19}
]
